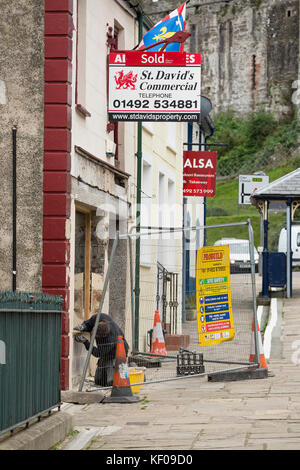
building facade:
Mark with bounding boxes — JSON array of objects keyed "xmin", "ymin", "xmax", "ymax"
[
  {"xmin": 68, "ymin": 0, "xmax": 138, "ymax": 388},
  {"xmin": 0, "ymin": 0, "xmax": 188, "ymax": 390},
  {"xmin": 0, "ymin": 0, "xmax": 137, "ymax": 390}
]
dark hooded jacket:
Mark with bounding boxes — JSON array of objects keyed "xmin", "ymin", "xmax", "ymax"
[{"xmin": 80, "ymin": 313, "xmax": 129, "ymax": 361}]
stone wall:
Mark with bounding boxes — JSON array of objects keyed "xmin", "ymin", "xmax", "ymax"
[{"xmin": 141, "ymin": 0, "xmax": 300, "ymax": 120}]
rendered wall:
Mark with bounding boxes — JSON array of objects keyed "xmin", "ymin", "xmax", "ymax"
[{"xmin": 0, "ymin": 0, "xmax": 44, "ymax": 291}]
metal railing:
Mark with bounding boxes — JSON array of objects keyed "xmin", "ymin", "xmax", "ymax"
[
  {"xmin": 79, "ymin": 220, "xmax": 263, "ymax": 392},
  {"xmin": 0, "ymin": 291, "xmax": 63, "ymax": 435}
]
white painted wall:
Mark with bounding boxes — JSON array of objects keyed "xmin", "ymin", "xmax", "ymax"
[
  {"xmin": 138, "ymin": 120, "xmax": 185, "ymax": 350},
  {"xmin": 69, "ymin": 0, "xmax": 138, "ymax": 386},
  {"xmin": 71, "ymin": 0, "xmax": 137, "ymax": 179}
]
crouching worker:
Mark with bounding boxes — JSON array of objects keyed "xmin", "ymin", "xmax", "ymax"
[{"xmin": 74, "ymin": 313, "xmax": 129, "ymax": 387}]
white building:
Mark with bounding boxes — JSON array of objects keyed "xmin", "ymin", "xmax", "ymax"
[{"xmin": 70, "ymin": 0, "xmax": 138, "ymax": 387}]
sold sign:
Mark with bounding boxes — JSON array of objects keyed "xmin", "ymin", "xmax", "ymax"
[
  {"xmin": 183, "ymin": 151, "xmax": 217, "ymax": 197},
  {"xmin": 108, "ymin": 51, "xmax": 201, "ymax": 122}
]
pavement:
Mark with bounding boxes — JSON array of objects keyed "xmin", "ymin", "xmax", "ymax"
[{"xmin": 1, "ymin": 275, "xmax": 300, "ymax": 452}]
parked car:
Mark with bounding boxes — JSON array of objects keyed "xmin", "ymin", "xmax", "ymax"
[
  {"xmin": 213, "ymin": 238, "xmax": 259, "ymax": 273},
  {"xmin": 278, "ymin": 224, "xmax": 300, "ymax": 266}
]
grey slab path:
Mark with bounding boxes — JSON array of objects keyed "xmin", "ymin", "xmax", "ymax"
[{"xmin": 60, "ymin": 275, "xmax": 300, "ymax": 451}]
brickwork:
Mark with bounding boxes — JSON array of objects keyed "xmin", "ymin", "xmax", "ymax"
[{"xmin": 43, "ymin": 0, "xmax": 74, "ymax": 390}]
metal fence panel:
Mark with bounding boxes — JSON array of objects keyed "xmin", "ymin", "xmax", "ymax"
[
  {"xmin": 0, "ymin": 292, "xmax": 62, "ymax": 435},
  {"xmin": 78, "ymin": 221, "xmax": 261, "ymax": 393}
]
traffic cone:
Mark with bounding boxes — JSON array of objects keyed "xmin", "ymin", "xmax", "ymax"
[
  {"xmin": 103, "ymin": 336, "xmax": 140, "ymax": 403},
  {"xmin": 151, "ymin": 310, "xmax": 167, "ymax": 357},
  {"xmin": 249, "ymin": 318, "xmax": 268, "ymax": 370}
]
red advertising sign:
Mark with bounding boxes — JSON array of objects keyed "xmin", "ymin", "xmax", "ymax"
[
  {"xmin": 183, "ymin": 151, "xmax": 217, "ymax": 197},
  {"xmin": 108, "ymin": 51, "xmax": 201, "ymax": 122}
]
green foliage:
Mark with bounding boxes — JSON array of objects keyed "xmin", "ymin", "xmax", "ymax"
[
  {"xmin": 209, "ymin": 110, "xmax": 300, "ymax": 177},
  {"xmin": 206, "ymin": 213, "xmax": 285, "ymax": 250},
  {"xmin": 206, "ymin": 110, "xmax": 300, "ymax": 249}
]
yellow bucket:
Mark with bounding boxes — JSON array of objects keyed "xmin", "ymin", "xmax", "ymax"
[{"xmin": 128, "ymin": 367, "xmax": 145, "ymax": 394}]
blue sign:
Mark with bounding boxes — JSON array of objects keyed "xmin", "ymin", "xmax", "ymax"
[
  {"xmin": 205, "ymin": 303, "xmax": 229, "ymax": 313},
  {"xmin": 204, "ymin": 294, "xmax": 228, "ymax": 304},
  {"xmin": 206, "ymin": 311, "xmax": 230, "ymax": 323}
]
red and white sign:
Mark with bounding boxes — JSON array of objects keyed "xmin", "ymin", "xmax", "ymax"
[
  {"xmin": 206, "ymin": 321, "xmax": 231, "ymax": 332},
  {"xmin": 108, "ymin": 51, "xmax": 201, "ymax": 122},
  {"xmin": 183, "ymin": 151, "xmax": 217, "ymax": 197}
]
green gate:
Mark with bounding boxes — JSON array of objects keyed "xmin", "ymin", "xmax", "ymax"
[{"xmin": 0, "ymin": 291, "xmax": 63, "ymax": 435}]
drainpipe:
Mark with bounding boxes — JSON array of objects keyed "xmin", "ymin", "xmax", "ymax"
[
  {"xmin": 262, "ymin": 200, "xmax": 269, "ymax": 298},
  {"xmin": 204, "ymin": 127, "xmax": 215, "ymax": 246},
  {"xmin": 286, "ymin": 198, "xmax": 292, "ymax": 298},
  {"xmin": 12, "ymin": 126, "xmax": 17, "ymax": 291},
  {"xmin": 182, "ymin": 123, "xmax": 193, "ymax": 323},
  {"xmin": 182, "ymin": 197, "xmax": 187, "ymax": 323},
  {"xmin": 134, "ymin": 11, "xmax": 143, "ymax": 351}
]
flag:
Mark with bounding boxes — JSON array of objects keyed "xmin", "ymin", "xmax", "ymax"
[{"xmin": 138, "ymin": 2, "xmax": 187, "ymax": 52}]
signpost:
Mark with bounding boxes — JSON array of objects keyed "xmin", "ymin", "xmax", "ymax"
[
  {"xmin": 183, "ymin": 150, "xmax": 217, "ymax": 197},
  {"xmin": 108, "ymin": 51, "xmax": 201, "ymax": 122},
  {"xmin": 238, "ymin": 174, "xmax": 269, "ymax": 205},
  {"xmin": 108, "ymin": 47, "xmax": 201, "ymax": 348},
  {"xmin": 196, "ymin": 245, "xmax": 235, "ymax": 347}
]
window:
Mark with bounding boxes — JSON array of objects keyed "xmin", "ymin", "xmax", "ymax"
[
  {"xmin": 74, "ymin": 206, "xmax": 107, "ymax": 323},
  {"xmin": 168, "ymin": 178, "xmax": 175, "ymax": 228},
  {"xmin": 166, "ymin": 179, "xmax": 176, "ymax": 272},
  {"xmin": 157, "ymin": 172, "xmax": 165, "ymax": 265},
  {"xmin": 140, "ymin": 160, "xmax": 152, "ymax": 266},
  {"xmin": 75, "ymin": 0, "xmax": 91, "ymax": 117},
  {"xmin": 107, "ymin": 22, "xmax": 125, "ymax": 167},
  {"xmin": 252, "ymin": 55, "xmax": 256, "ymax": 91},
  {"xmin": 167, "ymin": 123, "xmax": 177, "ymax": 153},
  {"xmin": 142, "ymin": 121, "xmax": 154, "ymax": 135},
  {"xmin": 74, "ymin": 206, "xmax": 109, "ymax": 383},
  {"xmin": 74, "ymin": 208, "xmax": 91, "ymax": 323}
]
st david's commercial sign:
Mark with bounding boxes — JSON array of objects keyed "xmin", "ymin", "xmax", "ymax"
[{"xmin": 108, "ymin": 51, "xmax": 201, "ymax": 122}]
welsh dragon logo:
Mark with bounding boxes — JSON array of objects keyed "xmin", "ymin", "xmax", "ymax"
[{"xmin": 114, "ymin": 70, "xmax": 138, "ymax": 90}]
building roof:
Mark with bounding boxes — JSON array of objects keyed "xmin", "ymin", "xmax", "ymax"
[{"xmin": 251, "ymin": 167, "xmax": 300, "ymax": 201}]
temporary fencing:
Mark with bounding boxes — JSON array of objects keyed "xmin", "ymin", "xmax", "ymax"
[{"xmin": 78, "ymin": 220, "xmax": 266, "ymax": 393}]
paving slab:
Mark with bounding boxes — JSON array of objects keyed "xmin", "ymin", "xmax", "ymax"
[{"xmin": 2, "ymin": 275, "xmax": 300, "ymax": 451}]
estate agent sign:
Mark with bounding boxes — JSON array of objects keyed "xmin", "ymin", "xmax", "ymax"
[{"xmin": 108, "ymin": 51, "xmax": 201, "ymax": 122}]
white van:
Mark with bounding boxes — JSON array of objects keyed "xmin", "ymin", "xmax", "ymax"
[
  {"xmin": 213, "ymin": 238, "xmax": 259, "ymax": 273},
  {"xmin": 278, "ymin": 225, "xmax": 300, "ymax": 264}
]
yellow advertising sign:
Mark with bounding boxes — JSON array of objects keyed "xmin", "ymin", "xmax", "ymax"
[{"xmin": 196, "ymin": 245, "xmax": 235, "ymax": 346}]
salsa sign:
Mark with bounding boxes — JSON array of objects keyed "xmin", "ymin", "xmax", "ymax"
[
  {"xmin": 183, "ymin": 151, "xmax": 217, "ymax": 197},
  {"xmin": 108, "ymin": 51, "xmax": 201, "ymax": 122}
]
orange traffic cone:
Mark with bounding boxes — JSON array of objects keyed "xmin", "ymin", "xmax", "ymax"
[
  {"xmin": 151, "ymin": 310, "xmax": 167, "ymax": 357},
  {"xmin": 249, "ymin": 318, "xmax": 268, "ymax": 370},
  {"xmin": 104, "ymin": 336, "xmax": 140, "ymax": 403}
]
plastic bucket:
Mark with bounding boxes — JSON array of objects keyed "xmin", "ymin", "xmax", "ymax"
[{"xmin": 128, "ymin": 367, "xmax": 145, "ymax": 394}]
